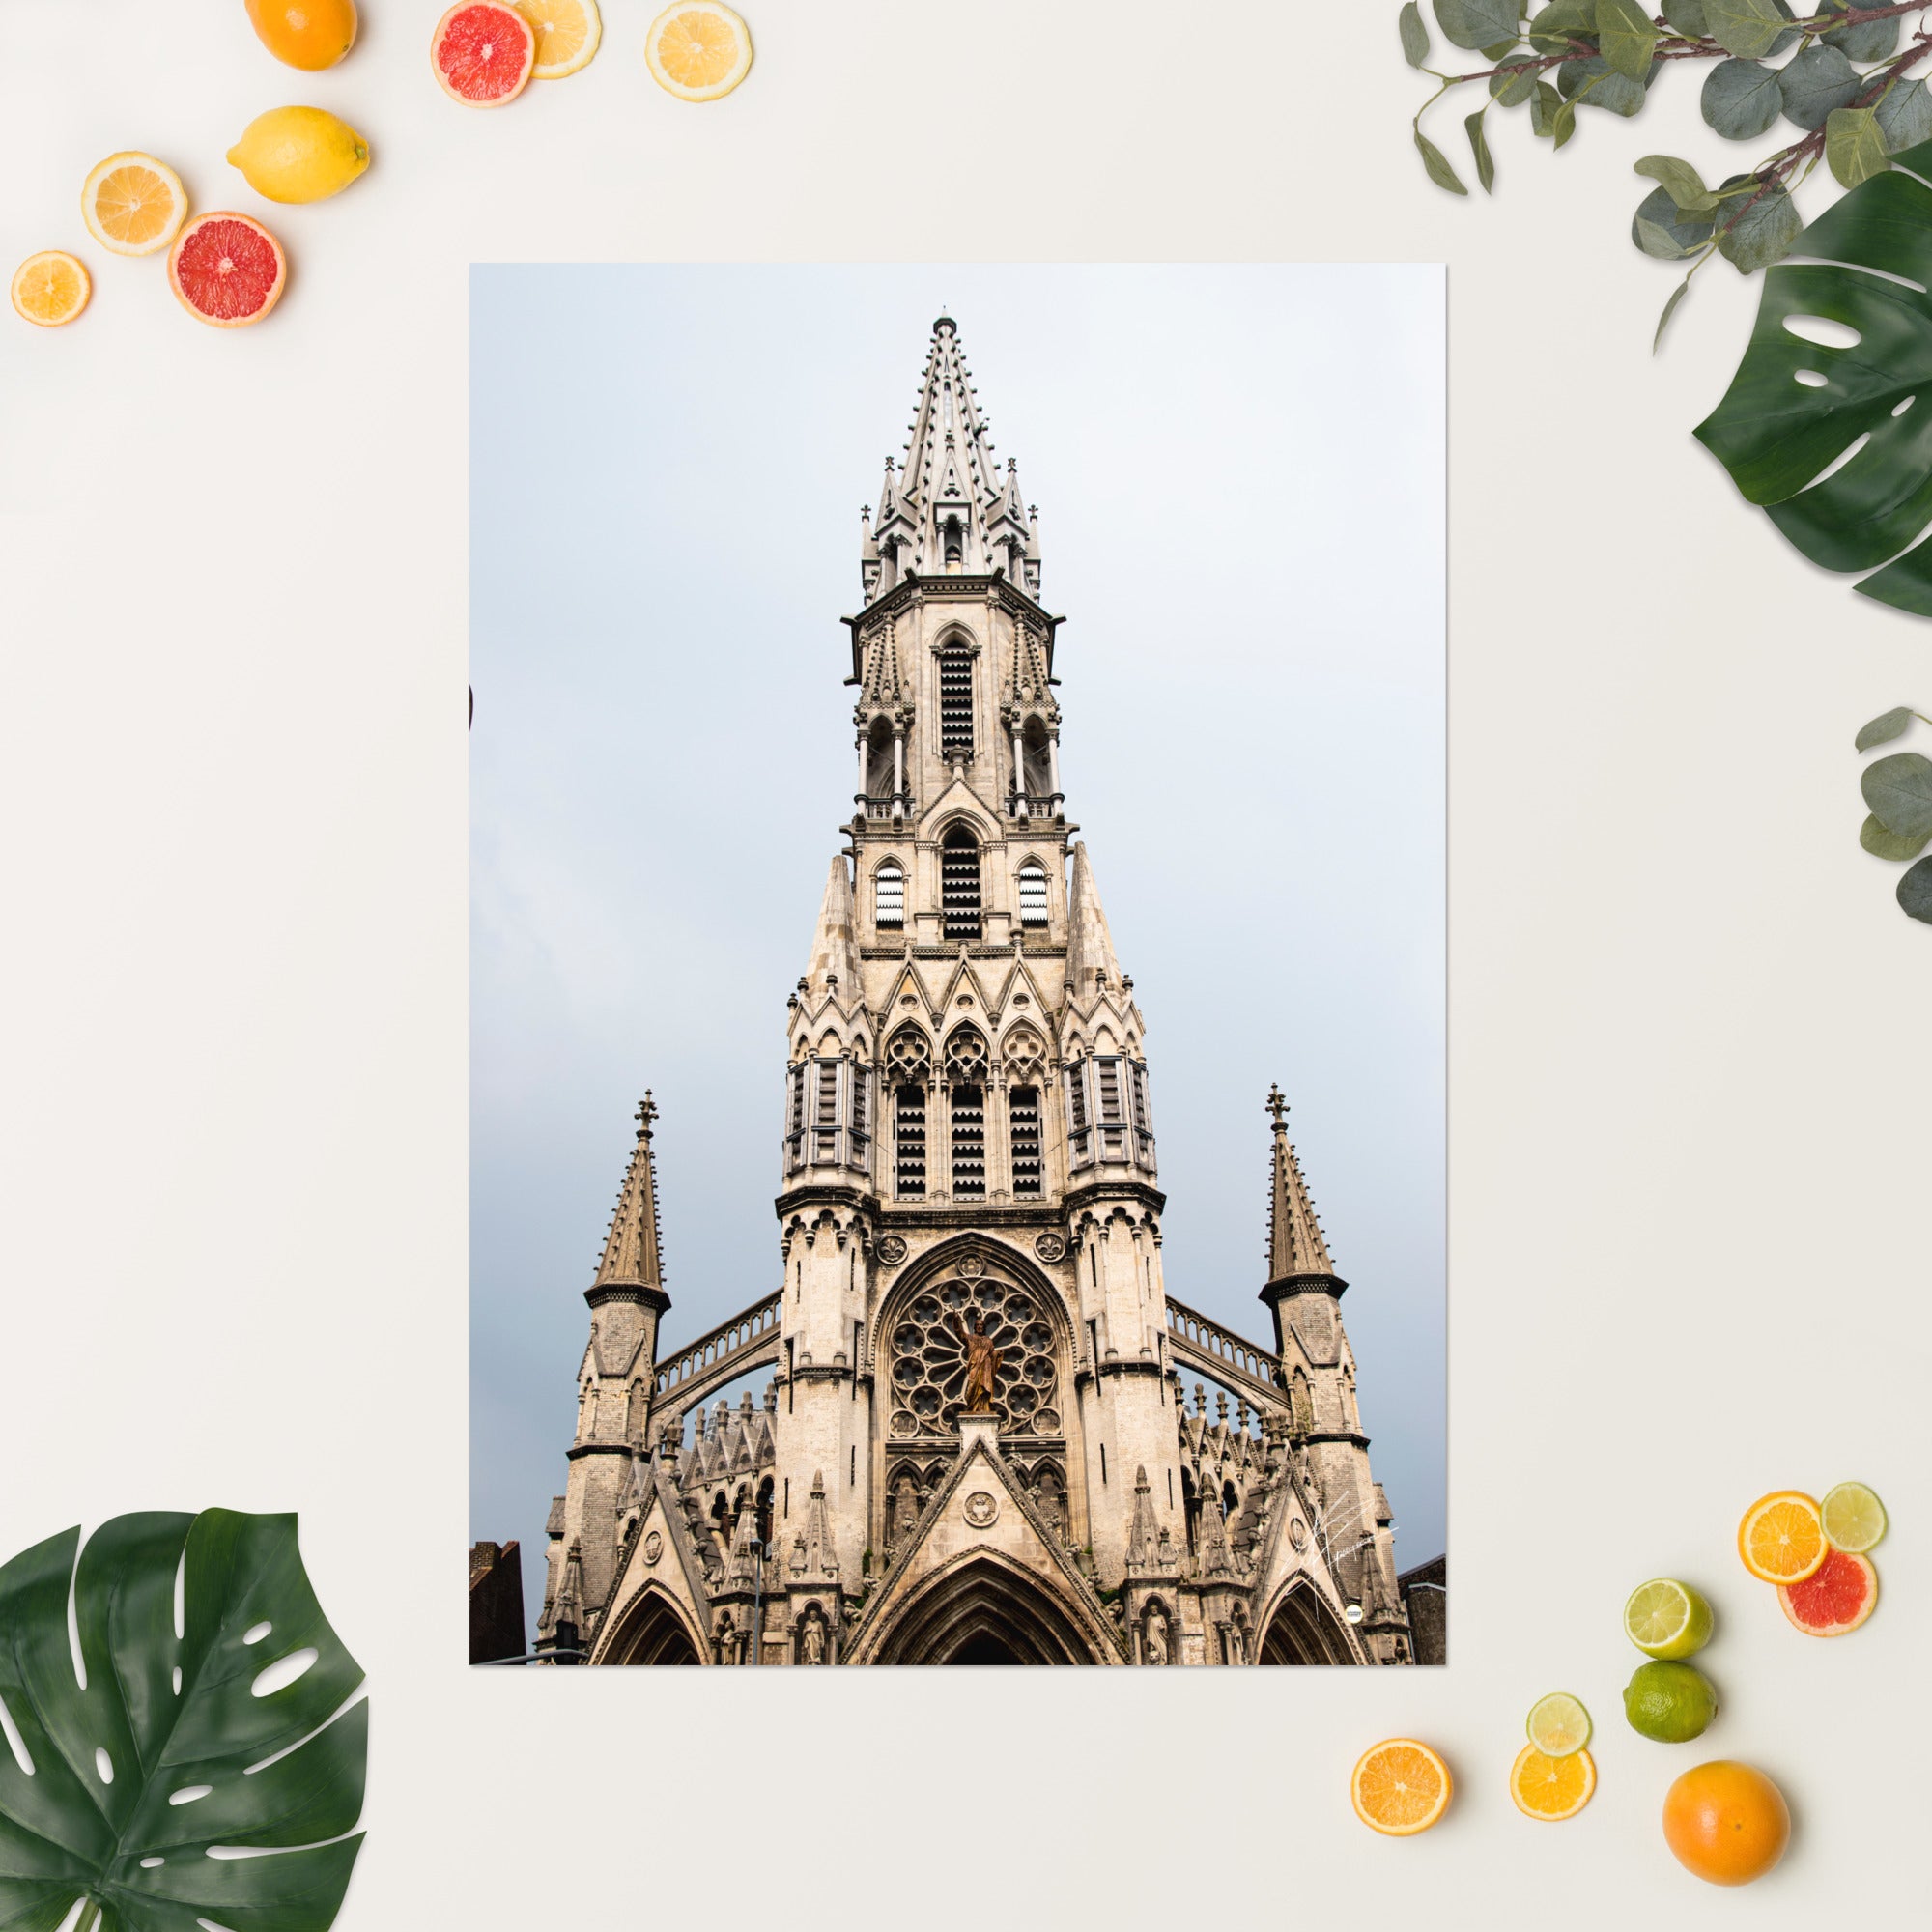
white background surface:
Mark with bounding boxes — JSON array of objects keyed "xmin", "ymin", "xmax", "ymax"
[{"xmin": 1, "ymin": 4, "xmax": 1925, "ymax": 1927}]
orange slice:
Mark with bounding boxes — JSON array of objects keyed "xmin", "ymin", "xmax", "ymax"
[
  {"xmin": 1510, "ymin": 1743, "xmax": 1596, "ymax": 1821},
  {"xmin": 82, "ymin": 152, "xmax": 189, "ymax": 258},
  {"xmin": 645, "ymin": 2, "xmax": 753, "ymax": 101},
  {"xmin": 1738, "ymin": 1491, "xmax": 1827, "ymax": 1585},
  {"xmin": 1350, "ymin": 1738, "xmax": 1452, "ymax": 1835},
  {"xmin": 515, "ymin": 0, "xmax": 600, "ymax": 77},
  {"xmin": 11, "ymin": 251, "xmax": 90, "ymax": 327}
]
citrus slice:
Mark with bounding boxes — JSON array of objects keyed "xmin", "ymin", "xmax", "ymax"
[
  {"xmin": 433, "ymin": 1, "xmax": 537, "ymax": 106},
  {"xmin": 1737, "ymin": 1491, "xmax": 1827, "ymax": 1585},
  {"xmin": 1526, "ymin": 1691, "xmax": 1592, "ymax": 1757},
  {"xmin": 11, "ymin": 251, "xmax": 90, "ymax": 327},
  {"xmin": 1778, "ymin": 1548, "xmax": 1878, "ymax": 1636},
  {"xmin": 514, "ymin": 0, "xmax": 600, "ymax": 77},
  {"xmin": 167, "ymin": 213, "xmax": 286, "ymax": 328},
  {"xmin": 82, "ymin": 153, "xmax": 188, "ymax": 258},
  {"xmin": 1350, "ymin": 1738, "xmax": 1452, "ymax": 1836},
  {"xmin": 1510, "ymin": 1743, "xmax": 1596, "ymax": 1821},
  {"xmin": 1624, "ymin": 1577, "xmax": 1714, "ymax": 1659},
  {"xmin": 645, "ymin": 2, "xmax": 753, "ymax": 101},
  {"xmin": 1820, "ymin": 1481, "xmax": 1887, "ymax": 1554}
]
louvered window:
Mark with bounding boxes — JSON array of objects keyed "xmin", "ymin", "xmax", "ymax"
[
  {"xmin": 950, "ymin": 1086, "xmax": 986, "ymax": 1198},
  {"xmin": 939, "ymin": 648, "xmax": 974, "ymax": 755},
  {"xmin": 874, "ymin": 862, "xmax": 904, "ymax": 927},
  {"xmin": 785, "ymin": 1061, "xmax": 809, "ymax": 1174},
  {"xmin": 851, "ymin": 1065, "xmax": 870, "ymax": 1159},
  {"xmin": 895, "ymin": 1085, "xmax": 927, "ymax": 1198},
  {"xmin": 812, "ymin": 1059, "xmax": 841, "ymax": 1163},
  {"xmin": 940, "ymin": 828, "xmax": 980, "ymax": 939},
  {"xmin": 1065, "ymin": 1062, "xmax": 1091, "ymax": 1169},
  {"xmin": 1017, "ymin": 863, "xmax": 1048, "ymax": 926},
  {"xmin": 1096, "ymin": 1058, "xmax": 1123, "ymax": 1123},
  {"xmin": 1009, "ymin": 1086, "xmax": 1042, "ymax": 1197}
]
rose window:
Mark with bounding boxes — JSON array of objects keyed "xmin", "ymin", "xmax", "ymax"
[{"xmin": 887, "ymin": 1272, "xmax": 1061, "ymax": 1441}]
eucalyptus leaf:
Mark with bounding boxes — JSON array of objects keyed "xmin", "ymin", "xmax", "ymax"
[
  {"xmin": 1703, "ymin": 59, "xmax": 1784, "ymax": 140},
  {"xmin": 1827, "ymin": 106, "xmax": 1891, "ymax": 189},
  {"xmin": 1480, "ymin": 36, "xmax": 1522, "ymax": 58},
  {"xmin": 1492, "ymin": 56, "xmax": 1540, "ymax": 105},
  {"xmin": 1661, "ymin": 0, "xmax": 1709, "ymax": 31},
  {"xmin": 1714, "ymin": 176, "xmax": 1803, "ymax": 272},
  {"xmin": 0, "ymin": 1510, "xmax": 366, "ymax": 1932},
  {"xmin": 1634, "ymin": 185, "xmax": 1718, "ymax": 257},
  {"xmin": 1898, "ymin": 853, "xmax": 1932, "ymax": 921},
  {"xmin": 1856, "ymin": 705, "xmax": 1916, "ymax": 750},
  {"xmin": 1415, "ymin": 127, "xmax": 1471, "ymax": 194},
  {"xmin": 1435, "ymin": 0, "xmax": 1522, "ymax": 50},
  {"xmin": 1861, "ymin": 751, "xmax": 1932, "ymax": 839},
  {"xmin": 1694, "ymin": 143, "xmax": 1932, "ymax": 615},
  {"xmin": 1597, "ymin": 0, "xmax": 1659, "ymax": 79},
  {"xmin": 1466, "ymin": 110, "xmax": 1497, "ymax": 192},
  {"xmin": 1655, "ymin": 276, "xmax": 1693, "ymax": 350},
  {"xmin": 1559, "ymin": 52, "xmax": 1658, "ymax": 116},
  {"xmin": 1531, "ymin": 77, "xmax": 1563, "ymax": 134},
  {"xmin": 1777, "ymin": 43, "xmax": 1861, "ymax": 133},
  {"xmin": 1860, "ymin": 811, "xmax": 1931, "ymax": 859},
  {"xmin": 1527, "ymin": 0, "xmax": 1598, "ymax": 54},
  {"xmin": 1874, "ymin": 77, "xmax": 1932, "ymax": 154},
  {"xmin": 1704, "ymin": 0, "xmax": 1791, "ymax": 59},
  {"xmin": 1636, "ymin": 154, "xmax": 1719, "ymax": 213},
  {"xmin": 1553, "ymin": 98, "xmax": 1578, "ymax": 146},
  {"xmin": 1400, "ymin": 1, "xmax": 1432, "ymax": 68},
  {"xmin": 1820, "ymin": 0, "xmax": 1899, "ymax": 62}
]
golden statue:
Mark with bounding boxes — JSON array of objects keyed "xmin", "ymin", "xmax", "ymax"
[{"xmin": 949, "ymin": 1309, "xmax": 1003, "ymax": 1415}]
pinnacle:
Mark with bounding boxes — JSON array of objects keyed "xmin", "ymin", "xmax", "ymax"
[
  {"xmin": 1265, "ymin": 1085, "xmax": 1335, "ymax": 1281},
  {"xmin": 590, "ymin": 1092, "xmax": 668, "ymax": 1295}
]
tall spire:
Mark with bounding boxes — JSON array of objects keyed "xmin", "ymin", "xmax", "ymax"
[
  {"xmin": 1064, "ymin": 842, "xmax": 1123, "ymax": 1003},
  {"xmin": 802, "ymin": 855, "xmax": 860, "ymax": 1000},
  {"xmin": 590, "ymin": 1094, "xmax": 667, "ymax": 1295},
  {"xmin": 1264, "ymin": 1085, "xmax": 1336, "ymax": 1282}
]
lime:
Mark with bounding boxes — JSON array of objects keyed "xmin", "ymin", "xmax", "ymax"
[
  {"xmin": 1820, "ymin": 1482, "xmax": 1887, "ymax": 1554},
  {"xmin": 1623, "ymin": 1577, "xmax": 1714, "ymax": 1660},
  {"xmin": 1623, "ymin": 1661, "xmax": 1718, "ymax": 1744},
  {"xmin": 1526, "ymin": 1691, "xmax": 1592, "ymax": 1757}
]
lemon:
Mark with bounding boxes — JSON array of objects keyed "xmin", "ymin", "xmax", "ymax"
[
  {"xmin": 1623, "ymin": 1661, "xmax": 1718, "ymax": 1744},
  {"xmin": 1624, "ymin": 1577, "xmax": 1714, "ymax": 1660},
  {"xmin": 515, "ymin": 0, "xmax": 601, "ymax": 77},
  {"xmin": 645, "ymin": 2, "xmax": 753, "ymax": 101},
  {"xmin": 1820, "ymin": 1482, "xmax": 1886, "ymax": 1554},
  {"xmin": 226, "ymin": 107, "xmax": 371, "ymax": 205},
  {"xmin": 1525, "ymin": 1691, "xmax": 1591, "ymax": 1757}
]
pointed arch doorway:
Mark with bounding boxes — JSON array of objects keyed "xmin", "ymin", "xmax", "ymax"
[
  {"xmin": 600, "ymin": 1587, "xmax": 704, "ymax": 1665},
  {"xmin": 869, "ymin": 1553, "xmax": 1108, "ymax": 1665},
  {"xmin": 1258, "ymin": 1583, "xmax": 1358, "ymax": 1664}
]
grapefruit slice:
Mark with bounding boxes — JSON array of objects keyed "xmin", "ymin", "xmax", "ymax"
[
  {"xmin": 1510, "ymin": 1743, "xmax": 1596, "ymax": 1821},
  {"xmin": 645, "ymin": 2, "xmax": 753, "ymax": 101},
  {"xmin": 12, "ymin": 251, "xmax": 90, "ymax": 327},
  {"xmin": 434, "ymin": 1, "xmax": 536, "ymax": 106},
  {"xmin": 82, "ymin": 153, "xmax": 188, "ymax": 258},
  {"xmin": 168, "ymin": 213, "xmax": 286, "ymax": 328},
  {"xmin": 1350, "ymin": 1738, "xmax": 1451, "ymax": 1836},
  {"xmin": 1778, "ymin": 1547, "xmax": 1878, "ymax": 1636},
  {"xmin": 1737, "ymin": 1490, "xmax": 1826, "ymax": 1585}
]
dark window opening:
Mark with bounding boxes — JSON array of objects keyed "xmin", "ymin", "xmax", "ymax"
[
  {"xmin": 950, "ymin": 1084, "xmax": 985, "ymax": 1197},
  {"xmin": 1009, "ymin": 1086, "xmax": 1042, "ymax": 1197},
  {"xmin": 939, "ymin": 648, "xmax": 974, "ymax": 756},
  {"xmin": 895, "ymin": 1085, "xmax": 927, "ymax": 1198},
  {"xmin": 940, "ymin": 826, "xmax": 980, "ymax": 939},
  {"xmin": 943, "ymin": 516, "xmax": 964, "ymax": 570}
]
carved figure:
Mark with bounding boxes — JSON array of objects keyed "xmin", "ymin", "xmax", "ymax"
[
  {"xmin": 1144, "ymin": 1607, "xmax": 1170, "ymax": 1665},
  {"xmin": 800, "ymin": 1612, "xmax": 826, "ymax": 1665},
  {"xmin": 949, "ymin": 1309, "xmax": 1003, "ymax": 1414}
]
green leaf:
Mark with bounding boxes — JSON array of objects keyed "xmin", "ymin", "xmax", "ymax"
[
  {"xmin": 1560, "ymin": 52, "xmax": 1657, "ymax": 116},
  {"xmin": 1703, "ymin": 59, "xmax": 1785, "ymax": 140},
  {"xmin": 1874, "ymin": 77, "xmax": 1932, "ymax": 154},
  {"xmin": 1662, "ymin": 0, "xmax": 1709, "ymax": 32},
  {"xmin": 1492, "ymin": 56, "xmax": 1540, "ymax": 105},
  {"xmin": 0, "ymin": 1510, "xmax": 366, "ymax": 1932},
  {"xmin": 1552, "ymin": 98, "xmax": 1578, "ymax": 146},
  {"xmin": 1694, "ymin": 148, "xmax": 1932, "ymax": 615},
  {"xmin": 1827, "ymin": 106, "xmax": 1891, "ymax": 189},
  {"xmin": 1820, "ymin": 0, "xmax": 1899, "ymax": 62},
  {"xmin": 1414, "ymin": 126, "xmax": 1470, "ymax": 194},
  {"xmin": 1714, "ymin": 176, "xmax": 1803, "ymax": 272},
  {"xmin": 1597, "ymin": 0, "xmax": 1659, "ymax": 79},
  {"xmin": 1636, "ymin": 154, "xmax": 1719, "ymax": 213},
  {"xmin": 1655, "ymin": 276, "xmax": 1694, "ymax": 351},
  {"xmin": 1400, "ymin": 0, "xmax": 1432, "ymax": 67},
  {"xmin": 1480, "ymin": 36, "xmax": 1522, "ymax": 57},
  {"xmin": 1860, "ymin": 810, "xmax": 1931, "ymax": 859},
  {"xmin": 1705, "ymin": 0, "xmax": 1791, "ymax": 59},
  {"xmin": 1634, "ymin": 185, "xmax": 1718, "ymax": 257},
  {"xmin": 1466, "ymin": 109, "xmax": 1497, "ymax": 192},
  {"xmin": 1898, "ymin": 853, "xmax": 1932, "ymax": 921},
  {"xmin": 1435, "ymin": 0, "xmax": 1522, "ymax": 50},
  {"xmin": 1777, "ymin": 43, "xmax": 1861, "ymax": 133},
  {"xmin": 1531, "ymin": 78, "xmax": 1564, "ymax": 134},
  {"xmin": 1527, "ymin": 0, "xmax": 1598, "ymax": 55},
  {"xmin": 1857, "ymin": 705, "xmax": 1916, "ymax": 750},
  {"xmin": 1861, "ymin": 751, "xmax": 1932, "ymax": 839}
]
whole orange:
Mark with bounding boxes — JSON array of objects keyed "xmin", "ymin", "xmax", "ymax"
[
  {"xmin": 244, "ymin": 0, "xmax": 358, "ymax": 70},
  {"xmin": 1662, "ymin": 1761, "xmax": 1790, "ymax": 1886}
]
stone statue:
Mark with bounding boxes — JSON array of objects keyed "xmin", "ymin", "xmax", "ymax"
[
  {"xmin": 1144, "ymin": 1607, "xmax": 1169, "ymax": 1665},
  {"xmin": 1226, "ymin": 1621, "xmax": 1248, "ymax": 1665},
  {"xmin": 949, "ymin": 1309, "xmax": 1003, "ymax": 1414},
  {"xmin": 800, "ymin": 1613, "xmax": 825, "ymax": 1665}
]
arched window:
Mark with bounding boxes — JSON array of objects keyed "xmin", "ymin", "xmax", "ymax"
[
  {"xmin": 1008, "ymin": 1085, "xmax": 1042, "ymax": 1197},
  {"xmin": 886, "ymin": 1027, "xmax": 930, "ymax": 1199},
  {"xmin": 1017, "ymin": 862, "xmax": 1048, "ymax": 927},
  {"xmin": 943, "ymin": 514, "xmax": 964, "ymax": 571},
  {"xmin": 864, "ymin": 716, "xmax": 895, "ymax": 800},
  {"xmin": 938, "ymin": 646, "xmax": 974, "ymax": 756},
  {"xmin": 946, "ymin": 1028, "xmax": 989, "ymax": 1200},
  {"xmin": 940, "ymin": 824, "xmax": 980, "ymax": 938},
  {"xmin": 1021, "ymin": 718, "xmax": 1053, "ymax": 798},
  {"xmin": 874, "ymin": 861, "xmax": 904, "ymax": 928},
  {"xmin": 1181, "ymin": 1468, "xmax": 1202, "ymax": 1556}
]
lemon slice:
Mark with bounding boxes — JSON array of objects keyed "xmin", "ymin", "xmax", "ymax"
[
  {"xmin": 12, "ymin": 251, "xmax": 91, "ymax": 327},
  {"xmin": 515, "ymin": 0, "xmax": 601, "ymax": 77},
  {"xmin": 1525, "ymin": 1691, "xmax": 1592, "ymax": 1757},
  {"xmin": 83, "ymin": 152, "xmax": 189, "ymax": 258},
  {"xmin": 1623, "ymin": 1577, "xmax": 1714, "ymax": 1659},
  {"xmin": 645, "ymin": 1, "xmax": 753, "ymax": 101},
  {"xmin": 1820, "ymin": 1481, "xmax": 1887, "ymax": 1553}
]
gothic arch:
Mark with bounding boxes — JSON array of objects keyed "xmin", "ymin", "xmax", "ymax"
[
  {"xmin": 865, "ymin": 1234, "xmax": 1073, "ymax": 1376},
  {"xmin": 599, "ymin": 1585, "xmax": 706, "ymax": 1665},
  {"xmin": 1258, "ymin": 1578, "xmax": 1363, "ymax": 1665},
  {"xmin": 865, "ymin": 1550, "xmax": 1112, "ymax": 1664},
  {"xmin": 929, "ymin": 620, "xmax": 980, "ymax": 656}
]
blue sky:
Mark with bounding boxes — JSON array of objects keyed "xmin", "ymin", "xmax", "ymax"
[{"xmin": 470, "ymin": 264, "xmax": 1445, "ymax": 1645}]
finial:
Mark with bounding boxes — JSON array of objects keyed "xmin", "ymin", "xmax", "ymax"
[
  {"xmin": 636, "ymin": 1092, "xmax": 658, "ymax": 1139},
  {"xmin": 1266, "ymin": 1084, "xmax": 1289, "ymax": 1130}
]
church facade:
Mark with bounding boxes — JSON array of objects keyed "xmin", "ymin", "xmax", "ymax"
[{"xmin": 534, "ymin": 317, "xmax": 1419, "ymax": 1666}]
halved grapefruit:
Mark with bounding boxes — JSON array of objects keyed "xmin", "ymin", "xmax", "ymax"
[
  {"xmin": 433, "ymin": 1, "xmax": 536, "ymax": 106},
  {"xmin": 1778, "ymin": 1547, "xmax": 1878, "ymax": 1636},
  {"xmin": 168, "ymin": 213, "xmax": 286, "ymax": 328}
]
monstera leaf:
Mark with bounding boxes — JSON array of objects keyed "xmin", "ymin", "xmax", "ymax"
[
  {"xmin": 0, "ymin": 1511, "xmax": 365, "ymax": 1932},
  {"xmin": 1695, "ymin": 138, "xmax": 1932, "ymax": 617}
]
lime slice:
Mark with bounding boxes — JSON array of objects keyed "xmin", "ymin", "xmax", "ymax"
[
  {"xmin": 1526, "ymin": 1691, "xmax": 1592, "ymax": 1757},
  {"xmin": 1623, "ymin": 1577, "xmax": 1714, "ymax": 1660},
  {"xmin": 1820, "ymin": 1482, "xmax": 1887, "ymax": 1554}
]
